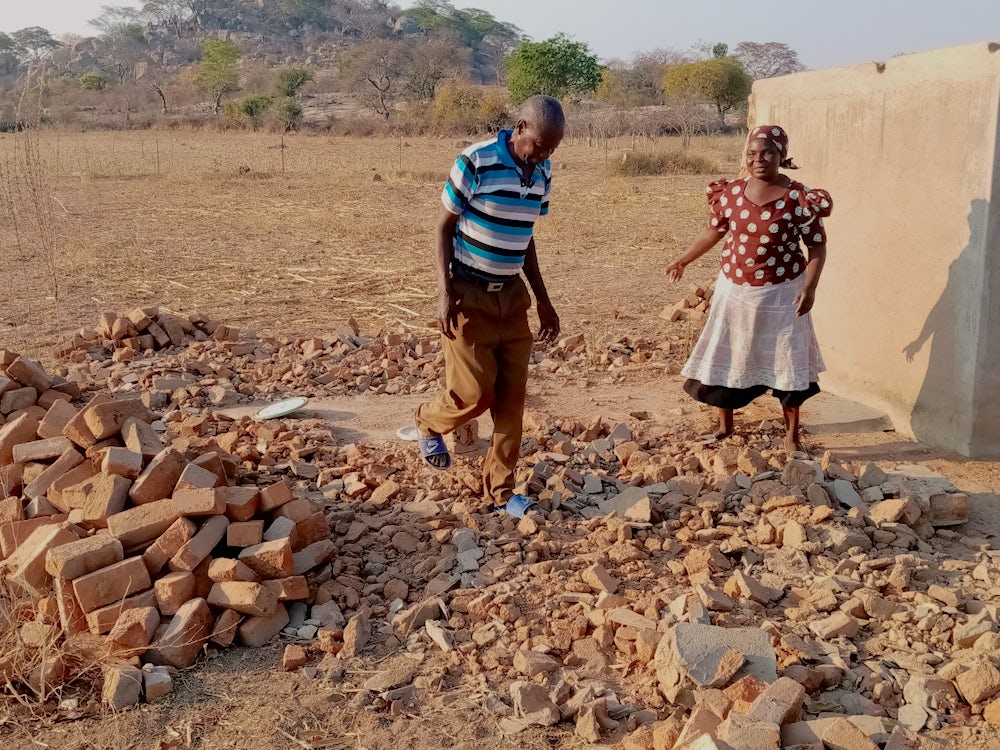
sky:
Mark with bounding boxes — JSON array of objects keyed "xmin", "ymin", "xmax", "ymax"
[{"xmin": 3, "ymin": 0, "xmax": 998, "ymax": 70}]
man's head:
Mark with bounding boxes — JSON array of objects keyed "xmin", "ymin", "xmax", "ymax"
[{"xmin": 510, "ymin": 95, "xmax": 565, "ymax": 169}]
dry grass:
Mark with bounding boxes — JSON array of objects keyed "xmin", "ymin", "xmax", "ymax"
[
  {"xmin": 0, "ymin": 131, "xmax": 740, "ymax": 360},
  {"xmin": 608, "ymin": 149, "xmax": 719, "ymax": 176}
]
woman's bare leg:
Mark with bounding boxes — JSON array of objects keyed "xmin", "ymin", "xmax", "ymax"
[
  {"xmin": 782, "ymin": 405, "xmax": 802, "ymax": 453},
  {"xmin": 716, "ymin": 408, "xmax": 734, "ymax": 440}
]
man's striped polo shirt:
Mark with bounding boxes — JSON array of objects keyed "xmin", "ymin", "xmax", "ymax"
[{"xmin": 441, "ymin": 129, "xmax": 552, "ymax": 282}]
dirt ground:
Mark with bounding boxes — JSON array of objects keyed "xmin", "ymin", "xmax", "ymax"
[{"xmin": 1, "ymin": 131, "xmax": 998, "ymax": 749}]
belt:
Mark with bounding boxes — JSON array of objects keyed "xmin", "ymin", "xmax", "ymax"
[{"xmin": 451, "ymin": 264, "xmax": 518, "ymax": 293}]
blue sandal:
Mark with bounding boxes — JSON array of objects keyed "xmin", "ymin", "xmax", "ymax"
[
  {"xmin": 489, "ymin": 494, "xmax": 535, "ymax": 519},
  {"xmin": 418, "ymin": 433, "xmax": 451, "ymax": 470}
]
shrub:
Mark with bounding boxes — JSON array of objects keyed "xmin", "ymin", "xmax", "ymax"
[
  {"xmin": 266, "ymin": 96, "xmax": 302, "ymax": 131},
  {"xmin": 608, "ymin": 149, "xmax": 718, "ymax": 176},
  {"xmin": 223, "ymin": 94, "xmax": 275, "ymax": 129},
  {"xmin": 79, "ymin": 71, "xmax": 111, "ymax": 92},
  {"xmin": 431, "ymin": 81, "xmax": 509, "ymax": 134}
]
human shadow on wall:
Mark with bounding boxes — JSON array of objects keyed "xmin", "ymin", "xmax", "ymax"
[{"xmin": 902, "ymin": 199, "xmax": 988, "ymax": 450}]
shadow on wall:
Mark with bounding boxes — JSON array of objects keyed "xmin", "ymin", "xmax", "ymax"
[{"xmin": 902, "ymin": 199, "xmax": 988, "ymax": 452}]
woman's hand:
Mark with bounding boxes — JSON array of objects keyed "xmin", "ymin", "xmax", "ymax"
[
  {"xmin": 794, "ymin": 287, "xmax": 816, "ymax": 316},
  {"xmin": 665, "ymin": 259, "xmax": 687, "ymax": 282}
]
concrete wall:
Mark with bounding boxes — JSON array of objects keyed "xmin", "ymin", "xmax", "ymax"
[{"xmin": 751, "ymin": 42, "xmax": 1000, "ymax": 457}]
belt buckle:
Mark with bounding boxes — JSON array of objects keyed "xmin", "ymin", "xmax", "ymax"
[{"xmin": 486, "ymin": 281, "xmax": 504, "ymax": 293}]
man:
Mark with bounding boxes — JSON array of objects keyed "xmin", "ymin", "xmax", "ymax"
[{"xmin": 409, "ymin": 95, "xmax": 564, "ymax": 518}]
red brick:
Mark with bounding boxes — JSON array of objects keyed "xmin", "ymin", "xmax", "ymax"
[
  {"xmin": 102, "ymin": 662, "xmax": 142, "ymax": 709},
  {"xmin": 237, "ymin": 603, "xmax": 289, "ymax": 647},
  {"xmin": 238, "ymin": 537, "xmax": 294, "ymax": 579},
  {"xmin": 220, "ymin": 486, "xmax": 260, "ymax": 521},
  {"xmin": 142, "ymin": 517, "xmax": 197, "ymax": 574},
  {"xmin": 143, "ymin": 666, "xmax": 173, "ymax": 703},
  {"xmin": 1, "ymin": 387, "xmax": 37, "ymax": 415},
  {"xmin": 0, "ymin": 412, "xmax": 42, "ymax": 464},
  {"xmin": 86, "ymin": 590, "xmax": 157, "ymax": 635},
  {"xmin": 13, "ymin": 437, "xmax": 73, "ymax": 464},
  {"xmin": 120, "ymin": 417, "xmax": 162, "ymax": 460},
  {"xmin": 258, "ymin": 479, "xmax": 293, "ymax": 511},
  {"xmin": 36, "ymin": 400, "xmax": 79, "ymax": 440},
  {"xmin": 101, "ymin": 448, "xmax": 143, "ymax": 479},
  {"xmin": 191, "ymin": 452, "xmax": 227, "ymax": 484},
  {"xmin": 291, "ymin": 512, "xmax": 330, "ymax": 552},
  {"xmin": 36, "ymin": 390, "xmax": 71, "ymax": 410},
  {"xmin": 746, "ymin": 676, "xmax": 806, "ymax": 726},
  {"xmin": 0, "ymin": 514, "xmax": 68, "ymax": 558},
  {"xmin": 263, "ymin": 517, "xmax": 294, "ymax": 541},
  {"xmin": 261, "ymin": 575, "xmax": 310, "ymax": 601},
  {"xmin": 107, "ymin": 498, "xmax": 181, "ymax": 548},
  {"xmin": 129, "ymin": 448, "xmax": 186, "ymax": 505},
  {"xmin": 7, "ymin": 356, "xmax": 52, "ymax": 393},
  {"xmin": 73, "ymin": 556, "xmax": 152, "ymax": 613},
  {"xmin": 210, "ymin": 609, "xmax": 242, "ymax": 647},
  {"xmin": 23, "ymin": 447, "xmax": 84, "ymax": 501},
  {"xmin": 227, "ymin": 520, "xmax": 263, "ymax": 547},
  {"xmin": 6, "ymin": 523, "xmax": 80, "ymax": 596},
  {"xmin": 168, "ymin": 515, "xmax": 229, "ymax": 572},
  {"xmin": 149, "ymin": 597, "xmax": 213, "ymax": 669},
  {"xmin": 108, "ymin": 606, "xmax": 159, "ymax": 655},
  {"xmin": 208, "ymin": 558, "xmax": 259, "ymax": 583},
  {"xmin": 45, "ymin": 533, "xmax": 124, "ymax": 579},
  {"xmin": 175, "ymin": 463, "xmax": 222, "ymax": 491},
  {"xmin": 274, "ymin": 497, "xmax": 313, "ymax": 523},
  {"xmin": 83, "ymin": 399, "xmax": 151, "ymax": 441},
  {"xmin": 208, "ymin": 581, "xmax": 278, "ymax": 617},
  {"xmin": 70, "ymin": 474, "xmax": 132, "ymax": 527},
  {"xmin": 62, "ymin": 393, "xmax": 112, "ymax": 449},
  {"xmin": 0, "ymin": 495, "xmax": 22, "ymax": 524},
  {"xmin": 0, "ymin": 463, "xmax": 23, "ymax": 497},
  {"xmin": 53, "ymin": 576, "xmax": 88, "ymax": 636},
  {"xmin": 47, "ymin": 462, "xmax": 98, "ymax": 512},
  {"xmin": 172, "ymin": 487, "xmax": 226, "ymax": 516},
  {"xmin": 154, "ymin": 572, "xmax": 196, "ymax": 616},
  {"xmin": 50, "ymin": 379, "xmax": 81, "ymax": 400}
]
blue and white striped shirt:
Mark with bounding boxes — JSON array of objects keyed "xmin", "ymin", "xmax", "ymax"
[{"xmin": 441, "ymin": 129, "xmax": 552, "ymax": 281}]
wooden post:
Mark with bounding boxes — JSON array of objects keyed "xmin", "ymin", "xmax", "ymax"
[
  {"xmin": 155, "ymin": 139, "xmax": 160, "ymax": 175},
  {"xmin": 280, "ymin": 134, "xmax": 285, "ymax": 174}
]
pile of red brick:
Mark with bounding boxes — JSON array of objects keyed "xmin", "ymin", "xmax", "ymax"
[
  {"xmin": 54, "ymin": 306, "xmax": 241, "ymax": 363},
  {"xmin": 0, "ymin": 350, "xmax": 334, "ymax": 709},
  {"xmin": 661, "ymin": 282, "xmax": 714, "ymax": 323}
]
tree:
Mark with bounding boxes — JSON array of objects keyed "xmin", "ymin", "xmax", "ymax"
[
  {"xmin": 10, "ymin": 27, "xmax": 58, "ymax": 63},
  {"xmin": 80, "ymin": 71, "xmax": 112, "ymax": 91},
  {"xmin": 712, "ymin": 42, "xmax": 728, "ymax": 59},
  {"xmin": 403, "ymin": 34, "xmax": 469, "ymax": 101},
  {"xmin": 279, "ymin": 0, "xmax": 327, "ymax": 25},
  {"xmin": 194, "ymin": 40, "xmax": 240, "ymax": 113},
  {"xmin": 663, "ymin": 57, "xmax": 751, "ymax": 128},
  {"xmin": 90, "ymin": 6, "xmax": 148, "ymax": 83},
  {"xmin": 505, "ymin": 33, "xmax": 600, "ymax": 103},
  {"xmin": 595, "ymin": 60, "xmax": 664, "ymax": 107},
  {"xmin": 142, "ymin": 0, "xmax": 193, "ymax": 38},
  {"xmin": 734, "ymin": 41, "xmax": 804, "ymax": 79},
  {"xmin": 338, "ymin": 38, "xmax": 409, "ymax": 118}
]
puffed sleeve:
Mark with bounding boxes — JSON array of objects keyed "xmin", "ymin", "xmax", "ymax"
[
  {"xmin": 706, "ymin": 179, "xmax": 732, "ymax": 234},
  {"xmin": 794, "ymin": 186, "xmax": 832, "ymax": 248}
]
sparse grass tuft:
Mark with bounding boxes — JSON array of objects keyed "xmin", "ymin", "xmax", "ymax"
[{"xmin": 608, "ymin": 148, "xmax": 718, "ymax": 176}]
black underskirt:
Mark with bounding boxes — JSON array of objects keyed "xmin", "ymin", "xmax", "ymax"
[{"xmin": 684, "ymin": 378, "xmax": 820, "ymax": 410}]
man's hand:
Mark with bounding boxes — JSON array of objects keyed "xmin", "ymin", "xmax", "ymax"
[
  {"xmin": 794, "ymin": 287, "xmax": 816, "ymax": 317},
  {"xmin": 665, "ymin": 259, "xmax": 687, "ymax": 282},
  {"xmin": 536, "ymin": 298, "xmax": 560, "ymax": 343},
  {"xmin": 437, "ymin": 287, "xmax": 459, "ymax": 339}
]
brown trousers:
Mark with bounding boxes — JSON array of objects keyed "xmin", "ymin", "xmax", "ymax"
[{"xmin": 417, "ymin": 274, "xmax": 534, "ymax": 507}]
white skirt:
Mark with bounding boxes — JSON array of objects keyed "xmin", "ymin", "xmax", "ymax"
[{"xmin": 681, "ymin": 271, "xmax": 825, "ymax": 392}]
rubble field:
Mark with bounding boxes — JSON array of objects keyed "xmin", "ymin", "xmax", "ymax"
[{"xmin": 1, "ymin": 306, "xmax": 998, "ymax": 750}]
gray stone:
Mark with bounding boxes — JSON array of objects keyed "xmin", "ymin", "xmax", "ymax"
[
  {"xmin": 311, "ymin": 601, "xmax": 345, "ymax": 629},
  {"xmin": 831, "ymin": 479, "xmax": 863, "ymax": 508},
  {"xmin": 654, "ymin": 623, "xmax": 777, "ymax": 692},
  {"xmin": 598, "ymin": 486, "xmax": 652, "ymax": 522},
  {"xmin": 583, "ymin": 475, "xmax": 604, "ymax": 494}
]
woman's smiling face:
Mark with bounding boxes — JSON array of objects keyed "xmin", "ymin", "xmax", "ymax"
[{"xmin": 746, "ymin": 140, "xmax": 782, "ymax": 180}]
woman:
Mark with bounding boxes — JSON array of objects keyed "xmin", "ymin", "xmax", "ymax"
[{"xmin": 665, "ymin": 125, "xmax": 832, "ymax": 453}]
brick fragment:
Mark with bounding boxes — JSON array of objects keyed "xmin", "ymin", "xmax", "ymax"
[
  {"xmin": 7, "ymin": 356, "xmax": 53, "ymax": 392},
  {"xmin": 290, "ymin": 512, "xmax": 329, "ymax": 552},
  {"xmin": 1, "ymin": 387, "xmax": 37, "ymax": 415},
  {"xmin": 955, "ymin": 660, "xmax": 1000, "ymax": 705},
  {"xmin": 142, "ymin": 517, "xmax": 197, "ymax": 574},
  {"xmin": 582, "ymin": 563, "xmax": 619, "ymax": 593},
  {"xmin": 220, "ymin": 486, "xmax": 260, "ymax": 521},
  {"xmin": 86, "ymin": 590, "xmax": 157, "ymax": 635},
  {"xmin": 175, "ymin": 462, "xmax": 222, "ymax": 491},
  {"xmin": 142, "ymin": 666, "xmax": 173, "ymax": 702},
  {"xmin": 820, "ymin": 718, "xmax": 879, "ymax": 750},
  {"xmin": 283, "ymin": 644, "xmax": 308, "ymax": 671},
  {"xmin": 129, "ymin": 448, "xmax": 185, "ymax": 505},
  {"xmin": 237, "ymin": 603, "xmax": 289, "ymax": 647},
  {"xmin": 261, "ymin": 575, "xmax": 309, "ymax": 601},
  {"xmin": 169, "ymin": 515, "xmax": 229, "ymax": 572},
  {"xmin": 53, "ymin": 576, "xmax": 88, "ymax": 636},
  {"xmin": 210, "ymin": 609, "xmax": 242, "ymax": 647},
  {"xmin": 23, "ymin": 447, "xmax": 84, "ymax": 500},
  {"xmin": 73, "ymin": 556, "xmax": 152, "ymax": 613},
  {"xmin": 71, "ymin": 473, "xmax": 132, "ymax": 527},
  {"xmin": 102, "ymin": 662, "xmax": 143, "ymax": 710},
  {"xmin": 263, "ymin": 516, "xmax": 295, "ymax": 541},
  {"xmin": 0, "ymin": 514, "xmax": 68, "ymax": 558},
  {"xmin": 154, "ymin": 571, "xmax": 196, "ymax": 616},
  {"xmin": 208, "ymin": 581, "xmax": 278, "ymax": 617},
  {"xmin": 107, "ymin": 497, "xmax": 181, "ymax": 548},
  {"xmin": 274, "ymin": 497, "xmax": 313, "ymax": 523},
  {"xmin": 191, "ymin": 452, "xmax": 227, "ymax": 484},
  {"xmin": 108, "ymin": 605, "xmax": 159, "ymax": 655},
  {"xmin": 746, "ymin": 676, "xmax": 806, "ymax": 726},
  {"xmin": 45, "ymin": 533, "xmax": 124, "ymax": 579},
  {"xmin": 292, "ymin": 539, "xmax": 336, "ymax": 575},
  {"xmin": 149, "ymin": 598, "xmax": 213, "ymax": 669},
  {"xmin": 6, "ymin": 523, "xmax": 80, "ymax": 596},
  {"xmin": 47, "ymin": 462, "xmax": 98, "ymax": 512},
  {"xmin": 36, "ymin": 389, "xmax": 71, "ymax": 410}
]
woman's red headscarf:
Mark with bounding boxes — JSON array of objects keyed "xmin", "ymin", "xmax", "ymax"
[{"xmin": 749, "ymin": 124, "xmax": 797, "ymax": 169}]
